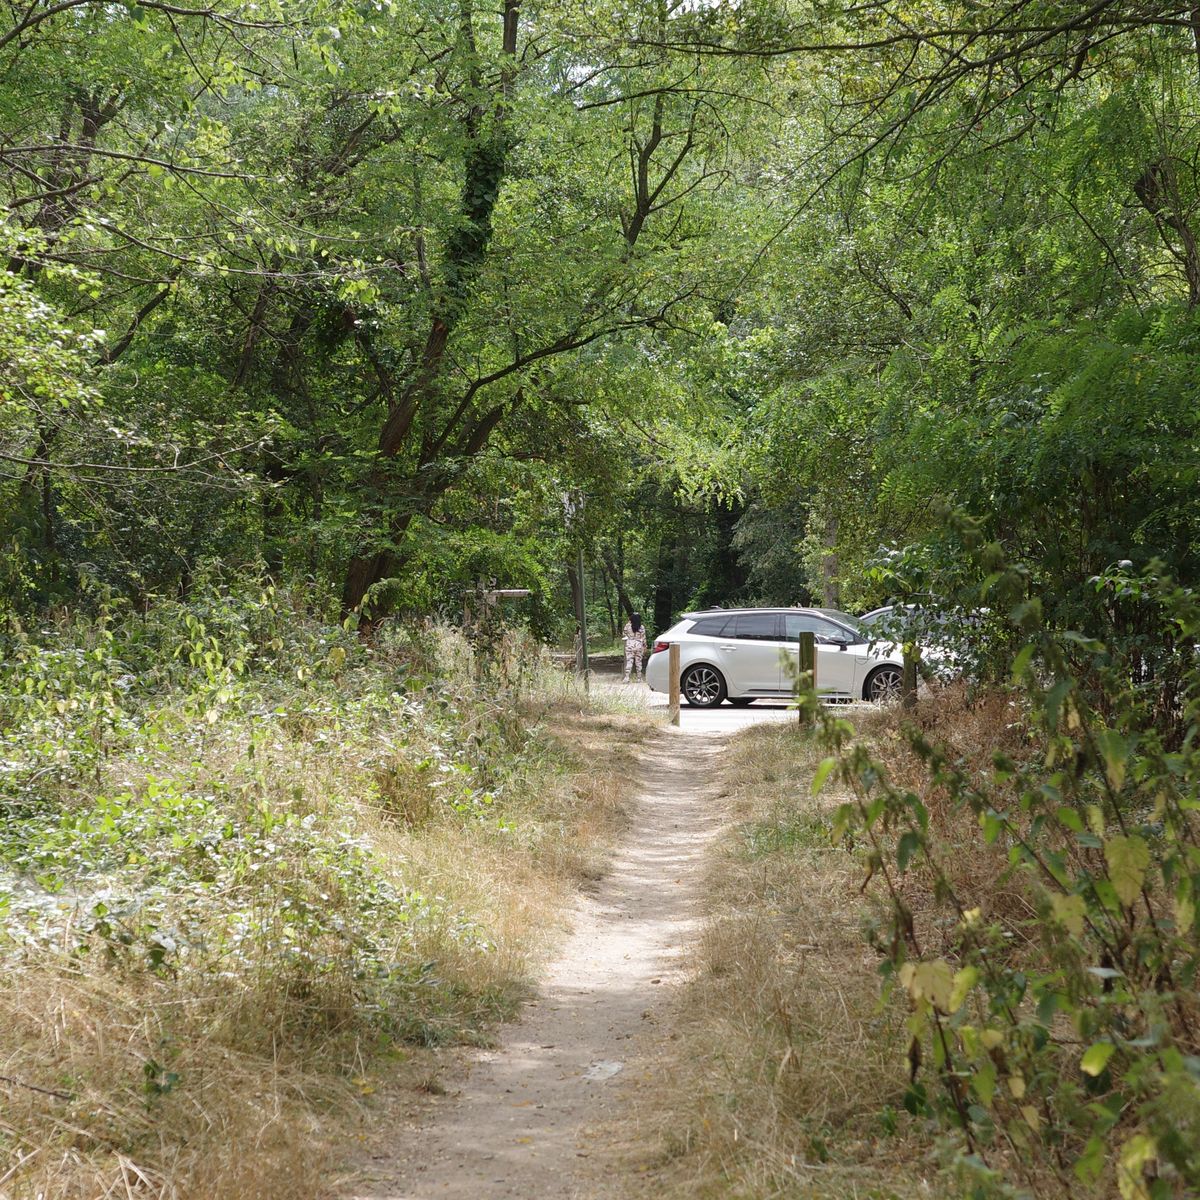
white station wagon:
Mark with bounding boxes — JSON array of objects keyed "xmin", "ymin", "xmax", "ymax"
[{"xmin": 645, "ymin": 607, "xmax": 905, "ymax": 707}]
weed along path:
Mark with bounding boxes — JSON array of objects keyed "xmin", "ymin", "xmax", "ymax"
[{"xmin": 345, "ymin": 712, "xmax": 766, "ymax": 1200}]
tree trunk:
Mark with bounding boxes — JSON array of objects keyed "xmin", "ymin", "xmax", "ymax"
[
  {"xmin": 1134, "ymin": 158, "xmax": 1200, "ymax": 307},
  {"xmin": 652, "ymin": 534, "xmax": 676, "ymax": 634},
  {"xmin": 601, "ymin": 546, "xmax": 636, "ymax": 623},
  {"xmin": 261, "ymin": 451, "xmax": 289, "ymax": 580},
  {"xmin": 601, "ymin": 566, "xmax": 616, "ymax": 637},
  {"xmin": 567, "ymin": 561, "xmax": 586, "ymax": 669},
  {"xmin": 341, "ymin": 0, "xmax": 520, "ymax": 618}
]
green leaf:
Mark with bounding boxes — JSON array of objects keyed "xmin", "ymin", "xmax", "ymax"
[
  {"xmin": 981, "ymin": 810, "xmax": 1004, "ymax": 844},
  {"xmin": 831, "ymin": 803, "xmax": 855, "ymax": 839},
  {"xmin": 1117, "ymin": 1134, "xmax": 1157, "ymax": 1200},
  {"xmin": 1081, "ymin": 1042, "xmax": 1115, "ymax": 1077},
  {"xmin": 949, "ymin": 965, "xmax": 978, "ymax": 1012},
  {"xmin": 810, "ymin": 756, "xmax": 837, "ymax": 795},
  {"xmin": 1056, "ymin": 805, "xmax": 1084, "ymax": 833},
  {"xmin": 900, "ymin": 959, "xmax": 955, "ymax": 1012},
  {"xmin": 1104, "ymin": 835, "xmax": 1150, "ymax": 907},
  {"xmin": 1050, "ymin": 893, "xmax": 1087, "ymax": 937},
  {"xmin": 1094, "ymin": 729, "xmax": 1133, "ymax": 791},
  {"xmin": 1044, "ymin": 677, "xmax": 1072, "ymax": 728},
  {"xmin": 1010, "ymin": 642, "xmax": 1035, "ymax": 681},
  {"xmin": 1036, "ymin": 988, "xmax": 1060, "ymax": 1025},
  {"xmin": 972, "ymin": 1060, "xmax": 996, "ymax": 1107},
  {"xmin": 897, "ymin": 829, "xmax": 921, "ymax": 872},
  {"xmin": 1174, "ymin": 888, "xmax": 1195, "ymax": 934},
  {"xmin": 1074, "ymin": 1134, "xmax": 1106, "ymax": 1183}
]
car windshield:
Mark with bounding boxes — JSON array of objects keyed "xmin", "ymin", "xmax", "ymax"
[
  {"xmin": 815, "ymin": 608, "xmax": 865, "ymax": 634},
  {"xmin": 859, "ymin": 607, "xmax": 893, "ymax": 625}
]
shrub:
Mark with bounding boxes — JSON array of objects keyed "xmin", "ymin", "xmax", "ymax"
[
  {"xmin": 818, "ymin": 560, "xmax": 1200, "ymax": 1199},
  {"xmin": 0, "ymin": 583, "xmax": 607, "ymax": 1198}
]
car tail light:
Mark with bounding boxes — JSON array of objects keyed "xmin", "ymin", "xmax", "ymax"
[{"xmin": 651, "ymin": 640, "xmax": 669, "ymax": 655}]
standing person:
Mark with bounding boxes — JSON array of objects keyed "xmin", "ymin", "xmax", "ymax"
[{"xmin": 622, "ymin": 612, "xmax": 648, "ymax": 683}]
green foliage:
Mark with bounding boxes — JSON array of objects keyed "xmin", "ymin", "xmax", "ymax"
[
  {"xmin": 0, "ymin": 585, "xmax": 566, "ymax": 1045},
  {"xmin": 817, "ymin": 551, "xmax": 1200, "ymax": 1198},
  {"xmin": 0, "ymin": 0, "xmax": 780, "ymax": 621}
]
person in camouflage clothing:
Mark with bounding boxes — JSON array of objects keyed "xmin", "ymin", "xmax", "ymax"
[{"xmin": 622, "ymin": 612, "xmax": 648, "ymax": 682}]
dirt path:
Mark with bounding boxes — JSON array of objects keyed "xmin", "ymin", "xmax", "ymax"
[{"xmin": 345, "ymin": 724, "xmax": 729, "ymax": 1200}]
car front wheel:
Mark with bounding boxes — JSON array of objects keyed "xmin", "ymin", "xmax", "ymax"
[
  {"xmin": 682, "ymin": 664, "xmax": 727, "ymax": 708},
  {"xmin": 865, "ymin": 665, "xmax": 902, "ymax": 703}
]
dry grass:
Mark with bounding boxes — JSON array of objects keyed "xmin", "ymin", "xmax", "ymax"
[
  {"xmin": 0, "ymin": 962, "xmax": 343, "ymax": 1199},
  {"xmin": 360, "ymin": 700, "xmax": 650, "ymax": 996},
  {"xmin": 625, "ymin": 687, "xmax": 1058, "ymax": 1200},
  {"xmin": 0, "ymin": 663, "xmax": 651, "ymax": 1200},
  {"xmin": 857, "ymin": 685, "xmax": 1041, "ymax": 955},
  {"xmin": 629, "ymin": 720, "xmax": 947, "ymax": 1200}
]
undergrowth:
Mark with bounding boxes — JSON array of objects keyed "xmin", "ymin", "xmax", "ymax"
[
  {"xmin": 0, "ymin": 585, "xmax": 643, "ymax": 1199},
  {"xmin": 636, "ymin": 716, "xmax": 941, "ymax": 1200},
  {"xmin": 815, "ymin": 565, "xmax": 1200, "ymax": 1199},
  {"xmin": 644, "ymin": 557, "xmax": 1200, "ymax": 1200}
]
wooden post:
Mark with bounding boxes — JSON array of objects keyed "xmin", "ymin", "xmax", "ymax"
[
  {"xmin": 798, "ymin": 631, "xmax": 816, "ymax": 726},
  {"xmin": 668, "ymin": 642, "xmax": 680, "ymax": 726},
  {"xmin": 902, "ymin": 644, "xmax": 918, "ymax": 710}
]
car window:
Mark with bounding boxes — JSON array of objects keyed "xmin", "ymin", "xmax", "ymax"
[
  {"xmin": 689, "ymin": 615, "xmax": 731, "ymax": 636},
  {"xmin": 783, "ymin": 613, "xmax": 853, "ymax": 644},
  {"xmin": 734, "ymin": 613, "xmax": 780, "ymax": 641}
]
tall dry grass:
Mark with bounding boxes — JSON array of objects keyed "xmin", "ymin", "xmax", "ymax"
[
  {"xmin": 857, "ymin": 685, "xmax": 1042, "ymax": 956},
  {"xmin": 0, "ymin": 961, "xmax": 340, "ymax": 1199},
  {"xmin": 630, "ymin": 720, "xmax": 946, "ymax": 1200},
  {"xmin": 626, "ymin": 686, "xmax": 1060, "ymax": 1199}
]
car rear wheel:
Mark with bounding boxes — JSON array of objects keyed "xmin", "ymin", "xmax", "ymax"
[
  {"xmin": 682, "ymin": 664, "xmax": 727, "ymax": 707},
  {"xmin": 865, "ymin": 665, "xmax": 902, "ymax": 703}
]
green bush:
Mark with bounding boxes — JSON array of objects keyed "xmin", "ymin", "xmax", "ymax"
[
  {"xmin": 0, "ymin": 584, "xmax": 558, "ymax": 1042},
  {"xmin": 817, "ymin": 557, "xmax": 1200, "ymax": 1199}
]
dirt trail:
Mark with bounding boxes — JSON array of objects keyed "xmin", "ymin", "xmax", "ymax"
[{"xmin": 346, "ymin": 724, "xmax": 728, "ymax": 1200}]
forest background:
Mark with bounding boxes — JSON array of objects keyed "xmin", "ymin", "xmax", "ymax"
[{"xmin": 9, "ymin": 0, "xmax": 1200, "ymax": 637}]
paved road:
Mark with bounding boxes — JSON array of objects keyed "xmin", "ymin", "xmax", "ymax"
[
  {"xmin": 589, "ymin": 678, "xmax": 808, "ymax": 732},
  {"xmin": 588, "ymin": 677, "xmax": 879, "ymax": 732},
  {"xmin": 647, "ymin": 693, "xmax": 802, "ymax": 732}
]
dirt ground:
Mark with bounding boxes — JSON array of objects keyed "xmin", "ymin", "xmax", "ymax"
[{"xmin": 342, "ymin": 719, "xmax": 736, "ymax": 1200}]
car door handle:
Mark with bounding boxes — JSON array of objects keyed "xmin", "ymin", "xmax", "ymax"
[{"xmin": 718, "ymin": 643, "xmax": 738, "ymax": 651}]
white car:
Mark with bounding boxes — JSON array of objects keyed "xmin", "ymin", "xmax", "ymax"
[
  {"xmin": 645, "ymin": 607, "xmax": 906, "ymax": 707},
  {"xmin": 860, "ymin": 603, "xmax": 978, "ymax": 680}
]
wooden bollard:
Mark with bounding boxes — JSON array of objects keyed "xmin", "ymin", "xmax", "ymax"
[
  {"xmin": 798, "ymin": 631, "xmax": 816, "ymax": 726},
  {"xmin": 668, "ymin": 642, "xmax": 681, "ymax": 726},
  {"xmin": 902, "ymin": 645, "xmax": 918, "ymax": 710}
]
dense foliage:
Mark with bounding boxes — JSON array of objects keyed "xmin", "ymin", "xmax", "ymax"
[
  {"xmin": 6, "ymin": 2, "xmax": 1200, "ymax": 630},
  {"xmin": 0, "ymin": 587, "xmax": 628, "ymax": 1194},
  {"xmin": 0, "ymin": 0, "xmax": 780, "ymax": 624},
  {"xmin": 811, "ymin": 554, "xmax": 1200, "ymax": 1199}
]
